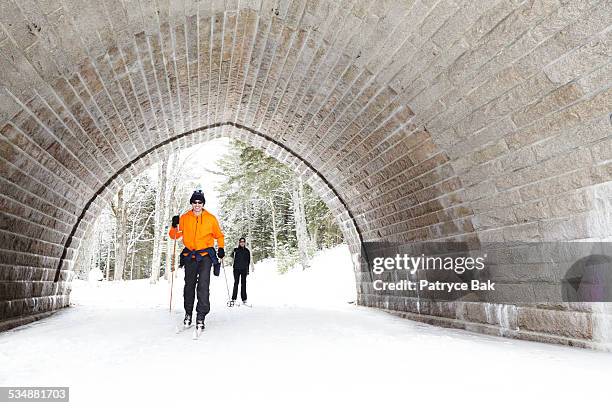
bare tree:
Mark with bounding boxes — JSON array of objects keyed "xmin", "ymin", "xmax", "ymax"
[
  {"xmin": 104, "ymin": 235, "xmax": 111, "ymax": 280},
  {"xmin": 291, "ymin": 176, "xmax": 313, "ymax": 268},
  {"xmin": 73, "ymin": 222, "xmax": 98, "ymax": 280},
  {"xmin": 111, "ymin": 187, "xmax": 128, "ymax": 281},
  {"xmin": 268, "ymin": 196, "xmax": 279, "ymax": 259},
  {"xmin": 111, "ymin": 178, "xmax": 153, "ymax": 280},
  {"xmin": 151, "ymin": 153, "xmax": 170, "ymax": 283},
  {"xmin": 126, "ymin": 205, "xmax": 154, "ymax": 279}
]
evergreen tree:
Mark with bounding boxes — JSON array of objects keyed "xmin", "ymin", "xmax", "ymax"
[{"xmin": 217, "ymin": 141, "xmax": 343, "ymax": 272}]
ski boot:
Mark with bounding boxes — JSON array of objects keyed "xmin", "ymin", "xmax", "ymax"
[
  {"xmin": 194, "ymin": 319, "xmax": 205, "ymax": 339},
  {"xmin": 196, "ymin": 319, "xmax": 205, "ymax": 331},
  {"xmin": 183, "ymin": 313, "xmax": 192, "ymax": 327},
  {"xmin": 228, "ymin": 299, "xmax": 236, "ymax": 307}
]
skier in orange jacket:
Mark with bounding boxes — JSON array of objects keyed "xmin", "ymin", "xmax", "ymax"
[{"xmin": 169, "ymin": 190, "xmax": 225, "ymax": 332}]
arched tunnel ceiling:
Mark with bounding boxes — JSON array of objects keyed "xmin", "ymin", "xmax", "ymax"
[{"xmin": 0, "ymin": 0, "xmax": 610, "ymax": 324}]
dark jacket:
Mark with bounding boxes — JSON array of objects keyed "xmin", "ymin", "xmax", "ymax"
[
  {"xmin": 180, "ymin": 246, "xmax": 221, "ymax": 276},
  {"xmin": 232, "ymin": 246, "xmax": 251, "ymax": 270}
]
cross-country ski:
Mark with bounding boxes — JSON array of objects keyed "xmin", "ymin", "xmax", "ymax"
[{"xmin": 193, "ymin": 321, "xmax": 204, "ymax": 340}]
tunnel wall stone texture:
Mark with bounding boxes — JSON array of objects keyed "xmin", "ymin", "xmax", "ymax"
[{"xmin": 0, "ymin": 0, "xmax": 610, "ymax": 349}]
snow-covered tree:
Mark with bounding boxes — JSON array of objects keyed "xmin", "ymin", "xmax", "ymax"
[
  {"xmin": 216, "ymin": 141, "xmax": 343, "ymax": 272},
  {"xmin": 151, "ymin": 152, "xmax": 170, "ymax": 283},
  {"xmin": 81, "ymin": 138, "xmax": 343, "ymax": 281}
]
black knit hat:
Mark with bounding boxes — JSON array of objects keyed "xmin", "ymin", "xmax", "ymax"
[{"xmin": 190, "ymin": 190, "xmax": 205, "ymax": 204}]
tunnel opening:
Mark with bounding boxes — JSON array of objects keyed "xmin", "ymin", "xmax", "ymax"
[
  {"xmin": 53, "ymin": 122, "xmax": 366, "ymax": 285},
  {"xmin": 66, "ymin": 129, "xmax": 361, "ymax": 311}
]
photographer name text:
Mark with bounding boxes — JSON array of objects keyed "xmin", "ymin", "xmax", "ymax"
[{"xmin": 372, "ymin": 279, "xmax": 495, "ymax": 292}]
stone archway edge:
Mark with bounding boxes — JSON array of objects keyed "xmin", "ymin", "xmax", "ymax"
[{"xmin": 53, "ymin": 121, "xmax": 366, "ymax": 282}]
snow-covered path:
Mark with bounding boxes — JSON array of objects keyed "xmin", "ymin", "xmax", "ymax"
[{"xmin": 1, "ymin": 245, "xmax": 611, "ymax": 407}]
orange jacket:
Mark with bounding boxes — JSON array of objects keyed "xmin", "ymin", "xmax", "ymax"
[{"xmin": 168, "ymin": 209, "xmax": 225, "ymax": 250}]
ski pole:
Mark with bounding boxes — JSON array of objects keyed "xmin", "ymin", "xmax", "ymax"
[
  {"xmin": 168, "ymin": 207, "xmax": 188, "ymax": 313},
  {"xmin": 169, "ymin": 236, "xmax": 177, "ymax": 312},
  {"xmin": 221, "ymin": 260, "xmax": 232, "ymax": 306}
]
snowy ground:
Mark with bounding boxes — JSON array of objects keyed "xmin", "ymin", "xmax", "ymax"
[{"xmin": 1, "ymin": 244, "xmax": 611, "ymax": 407}]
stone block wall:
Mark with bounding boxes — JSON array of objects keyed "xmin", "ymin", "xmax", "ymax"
[{"xmin": 0, "ymin": 0, "xmax": 610, "ymax": 348}]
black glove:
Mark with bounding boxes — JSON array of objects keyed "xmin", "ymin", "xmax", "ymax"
[
  {"xmin": 171, "ymin": 215, "xmax": 179, "ymax": 228},
  {"xmin": 217, "ymin": 248, "xmax": 225, "ymax": 259}
]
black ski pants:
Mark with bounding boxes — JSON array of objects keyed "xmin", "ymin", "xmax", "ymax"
[
  {"xmin": 232, "ymin": 268, "xmax": 248, "ymax": 302},
  {"xmin": 184, "ymin": 255, "xmax": 212, "ymax": 321}
]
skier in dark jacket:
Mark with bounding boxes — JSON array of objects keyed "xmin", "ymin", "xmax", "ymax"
[{"xmin": 231, "ymin": 237, "xmax": 251, "ymax": 306}]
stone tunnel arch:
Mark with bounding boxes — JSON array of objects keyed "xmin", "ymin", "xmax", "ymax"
[
  {"xmin": 57, "ymin": 122, "xmax": 366, "ymax": 286},
  {"xmin": 0, "ymin": 0, "xmax": 610, "ymax": 348}
]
